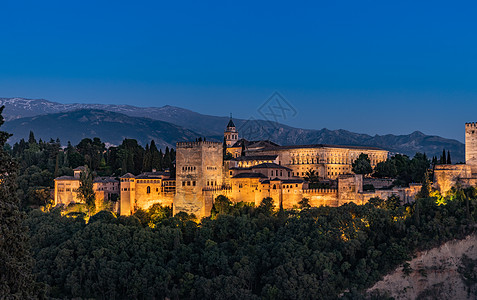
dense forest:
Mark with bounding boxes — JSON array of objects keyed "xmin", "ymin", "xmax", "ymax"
[{"xmin": 25, "ymin": 190, "xmax": 477, "ymax": 299}]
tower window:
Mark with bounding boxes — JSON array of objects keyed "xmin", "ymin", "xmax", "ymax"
[{"xmin": 147, "ymin": 186, "xmax": 151, "ymax": 194}]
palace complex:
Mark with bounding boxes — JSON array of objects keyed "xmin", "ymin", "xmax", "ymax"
[{"xmin": 54, "ymin": 118, "xmax": 443, "ymax": 219}]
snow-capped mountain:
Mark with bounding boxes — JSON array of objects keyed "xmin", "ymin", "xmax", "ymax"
[{"xmin": 0, "ymin": 97, "xmax": 465, "ymax": 161}]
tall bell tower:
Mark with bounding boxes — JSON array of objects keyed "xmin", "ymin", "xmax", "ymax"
[{"xmin": 224, "ymin": 115, "xmax": 238, "ymax": 147}]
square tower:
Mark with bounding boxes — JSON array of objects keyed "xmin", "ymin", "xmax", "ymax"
[
  {"xmin": 174, "ymin": 141, "xmax": 223, "ymax": 218},
  {"xmin": 465, "ymin": 122, "xmax": 477, "ymax": 170}
]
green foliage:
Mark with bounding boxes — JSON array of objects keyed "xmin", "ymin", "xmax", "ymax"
[
  {"xmin": 76, "ymin": 166, "xmax": 96, "ymax": 214},
  {"xmin": 212, "ymin": 195, "xmax": 233, "ymax": 216},
  {"xmin": 304, "ymin": 169, "xmax": 320, "ymax": 183},
  {"xmin": 23, "ymin": 188, "xmax": 477, "ymax": 299},
  {"xmin": 258, "ymin": 197, "xmax": 275, "ymax": 215},
  {"xmin": 298, "ymin": 197, "xmax": 311, "ymax": 209},
  {"xmin": 373, "ymin": 153, "xmax": 430, "ymax": 186},
  {"xmin": 415, "ymin": 171, "xmax": 432, "ymax": 199},
  {"xmin": 352, "ymin": 153, "xmax": 373, "ymax": 175},
  {"xmin": 11, "ymin": 132, "xmax": 177, "ymax": 208},
  {"xmin": 0, "ymin": 106, "xmax": 37, "ymax": 298}
]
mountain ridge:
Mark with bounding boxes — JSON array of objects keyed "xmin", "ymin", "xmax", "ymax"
[{"xmin": 0, "ymin": 98, "xmax": 465, "ymax": 161}]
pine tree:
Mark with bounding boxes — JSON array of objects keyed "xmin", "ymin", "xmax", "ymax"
[{"xmin": 0, "ymin": 106, "xmax": 36, "ymax": 297}]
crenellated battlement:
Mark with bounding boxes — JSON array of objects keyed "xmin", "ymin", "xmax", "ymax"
[
  {"xmin": 176, "ymin": 141, "xmax": 222, "ymax": 148},
  {"xmin": 465, "ymin": 122, "xmax": 477, "ymax": 128},
  {"xmin": 303, "ymin": 188, "xmax": 338, "ymax": 194}
]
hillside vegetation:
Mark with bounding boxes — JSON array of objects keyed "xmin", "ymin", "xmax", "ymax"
[{"xmin": 26, "ymin": 191, "xmax": 477, "ymax": 299}]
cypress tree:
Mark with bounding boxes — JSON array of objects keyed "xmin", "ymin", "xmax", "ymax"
[
  {"xmin": 143, "ymin": 144, "xmax": 152, "ymax": 172},
  {"xmin": 163, "ymin": 147, "xmax": 172, "ymax": 170},
  {"xmin": 28, "ymin": 130, "xmax": 36, "ymax": 144},
  {"xmin": 440, "ymin": 149, "xmax": 446, "ymax": 164},
  {"xmin": 150, "ymin": 140, "xmax": 161, "ymax": 171},
  {"xmin": 0, "ymin": 106, "xmax": 36, "ymax": 297},
  {"xmin": 447, "ymin": 151, "xmax": 451, "ymax": 165}
]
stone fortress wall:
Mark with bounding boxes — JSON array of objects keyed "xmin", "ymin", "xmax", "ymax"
[
  {"xmin": 173, "ymin": 141, "xmax": 223, "ymax": 217},
  {"xmin": 433, "ymin": 122, "xmax": 477, "ymax": 195},
  {"xmin": 56, "ymin": 118, "xmax": 444, "ymax": 218}
]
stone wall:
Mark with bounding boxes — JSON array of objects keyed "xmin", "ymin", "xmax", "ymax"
[
  {"xmin": 174, "ymin": 141, "xmax": 223, "ymax": 218},
  {"xmin": 54, "ymin": 179, "xmax": 80, "ymax": 206},
  {"xmin": 465, "ymin": 122, "xmax": 477, "ymax": 170},
  {"xmin": 249, "ymin": 146, "xmax": 388, "ymax": 180},
  {"xmin": 434, "ymin": 164, "xmax": 472, "ymax": 195}
]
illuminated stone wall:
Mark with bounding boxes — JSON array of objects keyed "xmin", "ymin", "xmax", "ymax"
[
  {"xmin": 54, "ymin": 179, "xmax": 81, "ymax": 206},
  {"xmin": 434, "ymin": 164, "xmax": 473, "ymax": 196},
  {"xmin": 249, "ymin": 147, "xmax": 388, "ymax": 180},
  {"xmin": 174, "ymin": 141, "xmax": 224, "ymax": 218},
  {"xmin": 466, "ymin": 122, "xmax": 477, "ymax": 171}
]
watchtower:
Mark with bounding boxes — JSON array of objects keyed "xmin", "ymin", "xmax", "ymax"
[
  {"xmin": 465, "ymin": 122, "xmax": 477, "ymax": 170},
  {"xmin": 174, "ymin": 141, "xmax": 223, "ymax": 218}
]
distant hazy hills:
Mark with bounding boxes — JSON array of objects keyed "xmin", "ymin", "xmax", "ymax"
[
  {"xmin": 2, "ymin": 109, "xmax": 200, "ymax": 149},
  {"xmin": 0, "ymin": 98, "xmax": 465, "ymax": 161}
]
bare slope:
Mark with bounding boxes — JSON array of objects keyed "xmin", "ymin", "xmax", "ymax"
[{"xmin": 368, "ymin": 234, "xmax": 477, "ymax": 299}]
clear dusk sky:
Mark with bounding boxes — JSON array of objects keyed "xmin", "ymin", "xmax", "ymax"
[{"xmin": 1, "ymin": 1, "xmax": 476, "ymax": 142}]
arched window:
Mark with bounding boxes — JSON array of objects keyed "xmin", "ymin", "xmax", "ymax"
[
  {"xmin": 273, "ymin": 184, "xmax": 277, "ymax": 189},
  {"xmin": 147, "ymin": 186, "xmax": 151, "ymax": 194}
]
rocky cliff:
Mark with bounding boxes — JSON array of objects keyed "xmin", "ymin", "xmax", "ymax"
[{"xmin": 368, "ymin": 234, "xmax": 477, "ymax": 299}]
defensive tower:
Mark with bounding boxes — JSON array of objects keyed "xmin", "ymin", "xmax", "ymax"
[
  {"xmin": 173, "ymin": 141, "xmax": 223, "ymax": 218},
  {"xmin": 465, "ymin": 122, "xmax": 477, "ymax": 170}
]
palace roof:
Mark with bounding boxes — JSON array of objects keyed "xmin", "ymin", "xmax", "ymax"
[
  {"xmin": 231, "ymin": 155, "xmax": 278, "ymax": 161},
  {"xmin": 54, "ymin": 175, "xmax": 78, "ymax": 181},
  {"xmin": 93, "ymin": 177, "xmax": 118, "ymax": 183},
  {"xmin": 230, "ymin": 139, "xmax": 280, "ymax": 149},
  {"xmin": 249, "ymin": 143, "xmax": 385, "ymax": 151},
  {"xmin": 250, "ymin": 163, "xmax": 292, "ymax": 171},
  {"xmin": 232, "ymin": 173, "xmax": 268, "ymax": 179},
  {"xmin": 136, "ymin": 171, "xmax": 169, "ymax": 179},
  {"xmin": 120, "ymin": 173, "xmax": 135, "ymax": 179}
]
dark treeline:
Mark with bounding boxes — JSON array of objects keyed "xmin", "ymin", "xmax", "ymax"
[
  {"xmin": 7, "ymin": 131, "xmax": 175, "ymax": 208},
  {"xmin": 372, "ymin": 153, "xmax": 430, "ymax": 186},
  {"xmin": 26, "ymin": 190, "xmax": 477, "ymax": 299}
]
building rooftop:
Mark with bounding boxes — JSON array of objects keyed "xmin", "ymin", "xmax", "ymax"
[
  {"xmin": 250, "ymin": 163, "xmax": 292, "ymax": 171},
  {"xmin": 54, "ymin": 175, "xmax": 78, "ymax": 181},
  {"xmin": 227, "ymin": 118, "xmax": 235, "ymax": 128},
  {"xmin": 230, "ymin": 139, "xmax": 280, "ymax": 149},
  {"xmin": 120, "ymin": 173, "xmax": 135, "ymax": 179},
  {"xmin": 73, "ymin": 166, "xmax": 86, "ymax": 171},
  {"xmin": 232, "ymin": 173, "xmax": 268, "ymax": 179},
  {"xmin": 93, "ymin": 177, "xmax": 118, "ymax": 183},
  {"xmin": 231, "ymin": 155, "xmax": 278, "ymax": 161},
  {"xmin": 250, "ymin": 143, "xmax": 386, "ymax": 151},
  {"xmin": 136, "ymin": 171, "xmax": 169, "ymax": 179}
]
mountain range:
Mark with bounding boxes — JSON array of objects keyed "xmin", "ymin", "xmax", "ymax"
[{"xmin": 0, "ymin": 98, "xmax": 465, "ymax": 161}]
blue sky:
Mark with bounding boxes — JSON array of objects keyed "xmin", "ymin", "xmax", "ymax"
[{"xmin": 1, "ymin": 0, "xmax": 476, "ymax": 141}]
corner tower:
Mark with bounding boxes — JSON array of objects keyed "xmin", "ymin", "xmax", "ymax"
[
  {"xmin": 466, "ymin": 122, "xmax": 477, "ymax": 169},
  {"xmin": 224, "ymin": 116, "xmax": 238, "ymax": 147}
]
